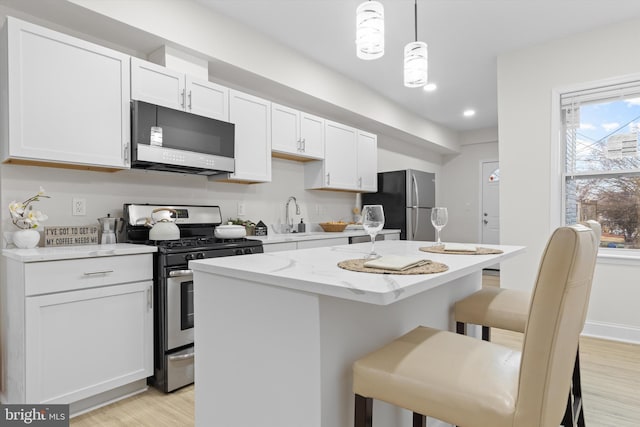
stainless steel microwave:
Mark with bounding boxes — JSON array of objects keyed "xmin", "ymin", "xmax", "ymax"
[{"xmin": 130, "ymin": 100, "xmax": 235, "ymax": 175}]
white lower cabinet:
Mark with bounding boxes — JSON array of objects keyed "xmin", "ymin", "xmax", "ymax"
[
  {"xmin": 25, "ymin": 281, "xmax": 153, "ymax": 404},
  {"xmin": 1, "ymin": 252, "xmax": 153, "ymax": 408}
]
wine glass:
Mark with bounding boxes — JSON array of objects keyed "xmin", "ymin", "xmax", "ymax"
[
  {"xmin": 362, "ymin": 205, "xmax": 385, "ymax": 259},
  {"xmin": 430, "ymin": 207, "xmax": 448, "ymax": 246}
]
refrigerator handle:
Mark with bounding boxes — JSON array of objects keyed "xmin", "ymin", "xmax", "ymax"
[{"xmin": 411, "ymin": 174, "xmax": 420, "ymax": 239}]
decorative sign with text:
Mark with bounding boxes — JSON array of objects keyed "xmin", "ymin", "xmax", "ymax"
[{"xmin": 44, "ymin": 224, "xmax": 99, "ymax": 247}]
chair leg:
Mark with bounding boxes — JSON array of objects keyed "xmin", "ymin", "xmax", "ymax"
[
  {"xmin": 561, "ymin": 347, "xmax": 585, "ymax": 427},
  {"xmin": 413, "ymin": 412, "xmax": 426, "ymax": 427},
  {"xmin": 354, "ymin": 394, "xmax": 372, "ymax": 427},
  {"xmin": 482, "ymin": 325, "xmax": 491, "ymax": 341}
]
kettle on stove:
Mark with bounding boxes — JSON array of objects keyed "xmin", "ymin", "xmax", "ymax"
[
  {"xmin": 147, "ymin": 208, "xmax": 180, "ymax": 241},
  {"xmin": 97, "ymin": 213, "xmax": 124, "ymax": 244}
]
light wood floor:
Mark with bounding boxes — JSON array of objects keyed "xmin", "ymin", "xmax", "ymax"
[{"xmin": 70, "ymin": 272, "xmax": 640, "ymax": 427}]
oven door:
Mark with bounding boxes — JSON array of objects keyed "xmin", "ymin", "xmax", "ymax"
[{"xmin": 166, "ymin": 268, "xmax": 195, "ymax": 350}]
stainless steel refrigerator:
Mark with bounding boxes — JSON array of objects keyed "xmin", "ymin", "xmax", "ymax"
[{"xmin": 362, "ymin": 169, "xmax": 435, "ymax": 241}]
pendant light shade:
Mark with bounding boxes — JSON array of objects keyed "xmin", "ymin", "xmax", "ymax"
[
  {"xmin": 404, "ymin": 41, "xmax": 428, "ymax": 87},
  {"xmin": 356, "ymin": 1, "xmax": 384, "ymax": 60},
  {"xmin": 404, "ymin": 0, "xmax": 428, "ymax": 87}
]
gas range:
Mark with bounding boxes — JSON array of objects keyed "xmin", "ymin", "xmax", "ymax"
[
  {"xmin": 152, "ymin": 236, "xmax": 264, "ymax": 266},
  {"xmin": 121, "ymin": 203, "xmax": 263, "ymax": 392}
]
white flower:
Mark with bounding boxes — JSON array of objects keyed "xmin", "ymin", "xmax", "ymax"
[
  {"xmin": 8, "ymin": 189, "xmax": 50, "ymax": 230},
  {"xmin": 8, "ymin": 201, "xmax": 25, "ymax": 218}
]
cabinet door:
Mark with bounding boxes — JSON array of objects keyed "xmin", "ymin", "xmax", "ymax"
[
  {"xmin": 186, "ymin": 76, "xmax": 229, "ymax": 121},
  {"xmin": 3, "ymin": 17, "xmax": 130, "ymax": 169},
  {"xmin": 357, "ymin": 130, "xmax": 378, "ymax": 192},
  {"xmin": 324, "ymin": 120, "xmax": 358, "ymax": 190},
  {"xmin": 25, "ymin": 281, "xmax": 153, "ymax": 404},
  {"xmin": 131, "ymin": 57, "xmax": 185, "ymax": 111},
  {"xmin": 228, "ymin": 90, "xmax": 272, "ymax": 183},
  {"xmin": 271, "ymin": 103, "xmax": 300, "ymax": 155},
  {"xmin": 299, "ymin": 112, "xmax": 325, "ymax": 160}
]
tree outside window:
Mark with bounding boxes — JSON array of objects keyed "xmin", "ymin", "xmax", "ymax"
[{"xmin": 563, "ymin": 90, "xmax": 640, "ymax": 249}]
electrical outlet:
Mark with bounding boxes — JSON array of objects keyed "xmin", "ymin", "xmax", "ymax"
[
  {"xmin": 72, "ymin": 198, "xmax": 86, "ymax": 216},
  {"xmin": 237, "ymin": 201, "xmax": 246, "ymax": 216}
]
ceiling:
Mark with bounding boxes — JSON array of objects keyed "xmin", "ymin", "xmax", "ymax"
[{"xmin": 194, "ymin": 0, "xmax": 640, "ymax": 133}]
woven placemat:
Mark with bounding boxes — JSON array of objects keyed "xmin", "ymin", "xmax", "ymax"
[
  {"xmin": 419, "ymin": 245, "xmax": 503, "ymax": 255},
  {"xmin": 337, "ymin": 259, "xmax": 448, "ymax": 275}
]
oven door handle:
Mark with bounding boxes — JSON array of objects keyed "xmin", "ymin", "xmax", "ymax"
[
  {"xmin": 168, "ymin": 351, "xmax": 195, "ymax": 361},
  {"xmin": 169, "ymin": 269, "xmax": 193, "ymax": 277}
]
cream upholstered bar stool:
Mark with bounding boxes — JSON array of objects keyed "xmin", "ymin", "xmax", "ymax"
[
  {"xmin": 353, "ymin": 224, "xmax": 598, "ymax": 427},
  {"xmin": 454, "ymin": 220, "xmax": 600, "ymax": 427}
]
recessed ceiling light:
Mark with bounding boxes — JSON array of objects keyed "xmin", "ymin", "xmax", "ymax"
[
  {"xmin": 423, "ymin": 83, "xmax": 437, "ymax": 92},
  {"xmin": 463, "ymin": 109, "xmax": 476, "ymax": 117}
]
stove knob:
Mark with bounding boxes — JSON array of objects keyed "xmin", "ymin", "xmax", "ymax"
[
  {"xmin": 235, "ymin": 249, "xmax": 244, "ymax": 255},
  {"xmin": 196, "ymin": 252, "xmax": 205, "ymax": 259},
  {"xmin": 244, "ymin": 248, "xmax": 253, "ymax": 254},
  {"xmin": 185, "ymin": 253, "xmax": 195, "ymax": 261}
]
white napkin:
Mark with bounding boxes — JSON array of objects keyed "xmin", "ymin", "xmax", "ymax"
[
  {"xmin": 364, "ymin": 255, "xmax": 431, "ymax": 271},
  {"xmin": 443, "ymin": 243, "xmax": 477, "ymax": 252}
]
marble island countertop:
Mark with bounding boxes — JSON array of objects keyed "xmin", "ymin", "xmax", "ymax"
[
  {"xmin": 251, "ymin": 228, "xmax": 400, "ymax": 244},
  {"xmin": 190, "ymin": 240, "xmax": 524, "ymax": 305},
  {"xmin": 2, "ymin": 243, "xmax": 157, "ymax": 262}
]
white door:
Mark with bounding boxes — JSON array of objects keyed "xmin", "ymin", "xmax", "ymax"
[
  {"xmin": 324, "ymin": 120, "xmax": 357, "ymax": 190},
  {"xmin": 356, "ymin": 130, "xmax": 378, "ymax": 192},
  {"xmin": 481, "ymin": 161, "xmax": 500, "ymax": 245},
  {"xmin": 131, "ymin": 57, "xmax": 185, "ymax": 110},
  {"xmin": 299, "ymin": 112, "xmax": 325, "ymax": 159},
  {"xmin": 25, "ymin": 281, "xmax": 153, "ymax": 404},
  {"xmin": 186, "ymin": 77, "xmax": 229, "ymax": 121},
  {"xmin": 271, "ymin": 103, "xmax": 300, "ymax": 154},
  {"xmin": 228, "ymin": 90, "xmax": 272, "ymax": 182}
]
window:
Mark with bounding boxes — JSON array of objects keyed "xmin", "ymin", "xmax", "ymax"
[{"xmin": 562, "ymin": 81, "xmax": 640, "ymax": 249}]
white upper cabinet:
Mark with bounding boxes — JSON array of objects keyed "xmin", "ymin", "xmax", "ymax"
[
  {"xmin": 271, "ymin": 103, "xmax": 324, "ymax": 160},
  {"xmin": 219, "ymin": 89, "xmax": 271, "ymax": 183},
  {"xmin": 0, "ymin": 17, "xmax": 130, "ymax": 170},
  {"xmin": 131, "ymin": 57, "xmax": 228, "ymax": 121},
  {"xmin": 356, "ymin": 129, "xmax": 378, "ymax": 192},
  {"xmin": 305, "ymin": 120, "xmax": 377, "ymax": 192}
]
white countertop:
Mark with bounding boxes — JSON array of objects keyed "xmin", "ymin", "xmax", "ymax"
[
  {"xmin": 2, "ymin": 243, "xmax": 157, "ymax": 262},
  {"xmin": 252, "ymin": 228, "xmax": 400, "ymax": 244},
  {"xmin": 190, "ymin": 240, "xmax": 525, "ymax": 305}
]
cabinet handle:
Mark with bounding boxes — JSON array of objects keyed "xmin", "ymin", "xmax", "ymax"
[
  {"xmin": 83, "ymin": 270, "xmax": 114, "ymax": 276},
  {"xmin": 301, "ymin": 138, "xmax": 306, "ymax": 152},
  {"xmin": 181, "ymin": 89, "xmax": 186, "ymax": 108},
  {"xmin": 358, "ymin": 177, "xmax": 362, "ymax": 188},
  {"xmin": 326, "ymin": 172, "xmax": 331, "ymax": 185},
  {"xmin": 147, "ymin": 286, "xmax": 153, "ymax": 310},
  {"xmin": 123, "ymin": 142, "xmax": 130, "ymax": 164},
  {"xmin": 188, "ymin": 90, "xmax": 192, "ymax": 109}
]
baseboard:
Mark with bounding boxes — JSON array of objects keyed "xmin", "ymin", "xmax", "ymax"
[
  {"xmin": 582, "ymin": 320, "xmax": 640, "ymax": 344},
  {"xmin": 69, "ymin": 379, "xmax": 148, "ymax": 417}
]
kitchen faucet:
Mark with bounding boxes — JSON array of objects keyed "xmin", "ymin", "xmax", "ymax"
[{"xmin": 285, "ymin": 196, "xmax": 301, "ymax": 233}]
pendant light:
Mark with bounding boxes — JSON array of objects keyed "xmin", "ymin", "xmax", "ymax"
[
  {"xmin": 356, "ymin": 0, "xmax": 384, "ymax": 60},
  {"xmin": 404, "ymin": 0, "xmax": 428, "ymax": 87}
]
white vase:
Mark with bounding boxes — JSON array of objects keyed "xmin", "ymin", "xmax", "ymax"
[{"xmin": 13, "ymin": 229, "xmax": 40, "ymax": 249}]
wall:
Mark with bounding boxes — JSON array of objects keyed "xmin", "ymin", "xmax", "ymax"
[
  {"xmin": 498, "ymin": 17, "xmax": 640, "ymax": 342},
  {"xmin": 440, "ymin": 138, "xmax": 499, "ymax": 244},
  {"xmin": 1, "ymin": 159, "xmax": 358, "ymax": 242}
]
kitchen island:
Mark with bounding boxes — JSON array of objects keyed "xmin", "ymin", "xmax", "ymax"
[{"xmin": 190, "ymin": 240, "xmax": 524, "ymax": 427}]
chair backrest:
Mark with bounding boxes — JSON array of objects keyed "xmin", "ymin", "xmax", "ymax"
[
  {"xmin": 514, "ymin": 225, "xmax": 598, "ymax": 427},
  {"xmin": 582, "ymin": 219, "xmax": 601, "ymax": 245}
]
